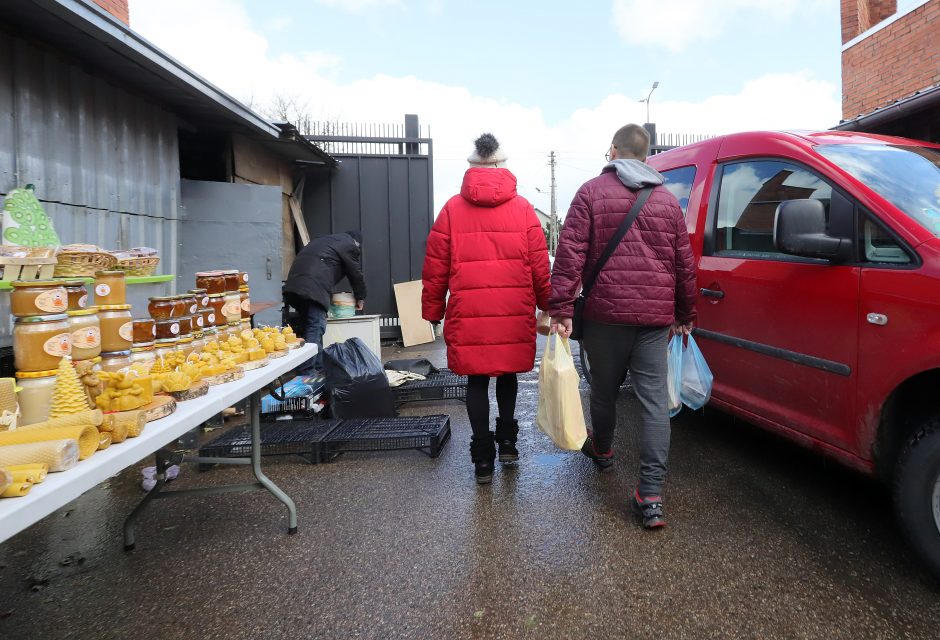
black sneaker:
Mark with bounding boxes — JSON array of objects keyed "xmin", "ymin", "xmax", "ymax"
[
  {"xmin": 474, "ymin": 459, "xmax": 494, "ymax": 485},
  {"xmin": 581, "ymin": 435, "xmax": 614, "ymax": 471},
  {"xmin": 632, "ymin": 491, "xmax": 666, "ymax": 529},
  {"xmin": 495, "ymin": 418, "xmax": 519, "ymax": 463}
]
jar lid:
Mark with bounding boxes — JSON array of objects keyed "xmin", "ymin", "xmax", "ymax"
[
  {"xmin": 131, "ymin": 345, "xmax": 155, "ymax": 352},
  {"xmin": 195, "ymin": 270, "xmax": 223, "ymax": 276},
  {"xmin": 98, "ymin": 304, "xmax": 132, "ymax": 311},
  {"xmin": 101, "ymin": 350, "xmax": 132, "ymax": 357},
  {"xmin": 75, "ymin": 356, "xmax": 102, "ymax": 364},
  {"xmin": 239, "ymin": 286, "xmax": 249, "ymax": 292},
  {"xmin": 227, "ymin": 322, "xmax": 242, "ymax": 327},
  {"xmin": 94, "ymin": 270, "xmax": 125, "ymax": 277},
  {"xmin": 15, "ymin": 369, "xmax": 59, "ymax": 378},
  {"xmin": 208, "ymin": 293, "xmax": 225, "ymax": 298},
  {"xmin": 177, "ymin": 336, "xmax": 194, "ymax": 344},
  {"xmin": 133, "ymin": 318, "xmax": 155, "ymax": 325},
  {"xmin": 193, "ymin": 331, "xmax": 204, "ymax": 338},
  {"xmin": 149, "ymin": 295, "xmax": 176, "ymax": 302},
  {"xmin": 221, "ymin": 269, "xmax": 239, "ymax": 275},
  {"xmin": 15, "ymin": 313, "xmax": 68, "ymax": 322},
  {"xmin": 10, "ymin": 280, "xmax": 65, "ymax": 288},
  {"xmin": 61, "ymin": 279, "xmax": 87, "ymax": 286},
  {"xmin": 189, "ymin": 288, "xmax": 207, "ymax": 294},
  {"xmin": 67, "ymin": 308, "xmax": 99, "ymax": 317},
  {"xmin": 155, "ymin": 338, "xmax": 178, "ymax": 345}
]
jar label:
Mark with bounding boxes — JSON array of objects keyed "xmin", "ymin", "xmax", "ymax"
[
  {"xmin": 208, "ymin": 313, "xmax": 217, "ymax": 324},
  {"xmin": 170, "ymin": 322, "xmax": 180, "ymax": 336},
  {"xmin": 152, "ymin": 325, "xmax": 157, "ymax": 337},
  {"xmin": 196, "ymin": 316, "xmax": 205, "ymax": 328},
  {"xmin": 78, "ymin": 294, "xmax": 88, "ymax": 309},
  {"xmin": 200, "ymin": 296, "xmax": 209, "ymax": 307},
  {"xmin": 119, "ymin": 322, "xmax": 134, "ymax": 342},
  {"xmin": 44, "ymin": 333, "xmax": 72, "ymax": 357},
  {"xmin": 71, "ymin": 326, "xmax": 101, "ymax": 349},
  {"xmin": 241, "ymin": 299, "xmax": 251, "ymax": 312},
  {"xmin": 95, "ymin": 284, "xmax": 111, "ymax": 297},
  {"xmin": 190, "ymin": 304, "xmax": 198, "ymax": 315},
  {"xmin": 222, "ymin": 302, "xmax": 237, "ymax": 317},
  {"xmin": 242, "ymin": 273, "xmax": 249, "ymax": 283},
  {"xmin": 36, "ymin": 288, "xmax": 68, "ymax": 313}
]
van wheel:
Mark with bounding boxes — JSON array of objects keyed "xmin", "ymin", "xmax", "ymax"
[{"xmin": 894, "ymin": 419, "xmax": 940, "ymax": 577}]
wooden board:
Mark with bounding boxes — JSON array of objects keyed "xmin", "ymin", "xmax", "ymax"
[
  {"xmin": 142, "ymin": 396, "xmax": 176, "ymax": 422},
  {"xmin": 268, "ymin": 350, "xmax": 288, "ymax": 359},
  {"xmin": 285, "ymin": 339, "xmax": 305, "ymax": 350},
  {"xmin": 167, "ymin": 380, "xmax": 209, "ymax": 402},
  {"xmin": 204, "ymin": 368, "xmax": 245, "ymax": 386},
  {"xmin": 240, "ymin": 358, "xmax": 269, "ymax": 372},
  {"xmin": 394, "ymin": 280, "xmax": 436, "ymax": 347}
]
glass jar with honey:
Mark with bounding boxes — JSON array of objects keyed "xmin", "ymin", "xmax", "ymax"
[
  {"xmin": 221, "ymin": 270, "xmax": 240, "ymax": 293},
  {"xmin": 13, "ymin": 314, "xmax": 71, "ymax": 372},
  {"xmin": 97, "ymin": 304, "xmax": 133, "ymax": 353},
  {"xmin": 189, "ymin": 288, "xmax": 210, "ymax": 309},
  {"xmin": 14, "ymin": 370, "xmax": 58, "ymax": 426},
  {"xmin": 195, "ymin": 271, "xmax": 225, "ymax": 295},
  {"xmin": 10, "ymin": 281, "xmax": 69, "ymax": 317},
  {"xmin": 66, "ymin": 308, "xmax": 101, "ymax": 362},
  {"xmin": 99, "ymin": 351, "xmax": 132, "ymax": 373},
  {"xmin": 94, "ymin": 270, "xmax": 127, "ymax": 306},
  {"xmin": 63, "ymin": 280, "xmax": 88, "ymax": 311}
]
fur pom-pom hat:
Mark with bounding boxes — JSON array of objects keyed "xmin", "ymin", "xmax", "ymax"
[{"xmin": 467, "ymin": 133, "xmax": 508, "ymax": 167}]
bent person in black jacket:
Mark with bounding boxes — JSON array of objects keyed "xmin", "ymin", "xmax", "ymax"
[{"xmin": 283, "ymin": 231, "xmax": 367, "ymax": 373}]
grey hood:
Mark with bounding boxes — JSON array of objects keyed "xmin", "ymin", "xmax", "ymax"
[{"xmin": 603, "ymin": 158, "xmax": 664, "ymax": 189}]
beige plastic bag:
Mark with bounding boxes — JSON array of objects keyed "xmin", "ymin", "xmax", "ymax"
[{"xmin": 536, "ymin": 334, "xmax": 588, "ymax": 450}]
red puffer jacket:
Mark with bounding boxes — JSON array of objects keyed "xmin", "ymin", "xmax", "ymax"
[
  {"xmin": 422, "ymin": 168, "xmax": 551, "ymax": 376},
  {"xmin": 549, "ymin": 169, "xmax": 697, "ymax": 326}
]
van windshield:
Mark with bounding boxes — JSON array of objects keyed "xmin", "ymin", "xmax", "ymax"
[{"xmin": 816, "ymin": 143, "xmax": 940, "ymax": 235}]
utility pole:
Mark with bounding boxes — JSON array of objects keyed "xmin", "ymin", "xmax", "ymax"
[{"xmin": 549, "ymin": 150, "xmax": 558, "ymax": 256}]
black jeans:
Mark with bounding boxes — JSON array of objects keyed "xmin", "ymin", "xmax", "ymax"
[
  {"xmin": 295, "ymin": 300, "xmax": 328, "ymax": 374},
  {"xmin": 466, "ymin": 374, "xmax": 518, "ymax": 439}
]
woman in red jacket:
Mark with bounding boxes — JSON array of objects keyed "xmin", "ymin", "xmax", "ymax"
[{"xmin": 422, "ymin": 133, "xmax": 551, "ymax": 484}]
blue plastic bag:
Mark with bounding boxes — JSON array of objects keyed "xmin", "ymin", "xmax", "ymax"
[
  {"xmin": 667, "ymin": 334, "xmax": 684, "ymax": 417},
  {"xmin": 680, "ymin": 335, "xmax": 713, "ymax": 410}
]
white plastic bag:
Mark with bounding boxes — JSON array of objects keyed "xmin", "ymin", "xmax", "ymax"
[
  {"xmin": 667, "ymin": 334, "xmax": 684, "ymax": 417},
  {"xmin": 680, "ymin": 334, "xmax": 713, "ymax": 410},
  {"xmin": 536, "ymin": 334, "xmax": 588, "ymax": 450}
]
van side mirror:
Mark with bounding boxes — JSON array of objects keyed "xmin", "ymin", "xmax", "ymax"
[{"xmin": 774, "ymin": 199, "xmax": 851, "ymax": 262}]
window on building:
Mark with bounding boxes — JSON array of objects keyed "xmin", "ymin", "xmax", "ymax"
[
  {"xmin": 715, "ymin": 160, "xmax": 832, "ymax": 255},
  {"xmin": 661, "ymin": 166, "xmax": 696, "ymax": 215}
]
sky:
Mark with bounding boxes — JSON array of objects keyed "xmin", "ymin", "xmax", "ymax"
[{"xmin": 128, "ymin": 0, "xmax": 844, "ymax": 218}]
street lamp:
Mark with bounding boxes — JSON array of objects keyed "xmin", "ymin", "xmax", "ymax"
[{"xmin": 638, "ymin": 81, "xmax": 660, "ymax": 124}]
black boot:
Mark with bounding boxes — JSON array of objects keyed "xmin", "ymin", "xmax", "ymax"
[
  {"xmin": 470, "ymin": 432, "xmax": 496, "ymax": 485},
  {"xmin": 495, "ymin": 417, "xmax": 519, "ymax": 463}
]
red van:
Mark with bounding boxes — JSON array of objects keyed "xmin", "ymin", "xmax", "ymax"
[{"xmin": 644, "ymin": 131, "xmax": 940, "ymax": 575}]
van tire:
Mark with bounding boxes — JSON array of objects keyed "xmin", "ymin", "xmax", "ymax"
[{"xmin": 894, "ymin": 419, "xmax": 940, "ymax": 578}]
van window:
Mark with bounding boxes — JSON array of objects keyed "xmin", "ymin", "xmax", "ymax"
[
  {"xmin": 715, "ymin": 160, "xmax": 832, "ymax": 255},
  {"xmin": 661, "ymin": 166, "xmax": 696, "ymax": 215},
  {"xmin": 861, "ymin": 217, "xmax": 911, "ymax": 264}
]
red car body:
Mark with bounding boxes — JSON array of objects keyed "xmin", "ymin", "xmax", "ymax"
[{"xmin": 646, "ymin": 131, "xmax": 940, "ymax": 574}]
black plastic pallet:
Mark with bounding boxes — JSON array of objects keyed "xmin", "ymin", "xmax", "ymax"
[
  {"xmin": 393, "ymin": 371, "xmax": 467, "ymax": 405},
  {"xmin": 198, "ymin": 419, "xmax": 343, "ymax": 468},
  {"xmin": 323, "ymin": 414, "xmax": 451, "ymax": 459}
]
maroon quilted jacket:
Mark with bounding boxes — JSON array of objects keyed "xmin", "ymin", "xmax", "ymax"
[{"xmin": 549, "ymin": 167, "xmax": 697, "ymax": 327}]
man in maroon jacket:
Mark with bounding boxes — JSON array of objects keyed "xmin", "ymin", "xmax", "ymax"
[{"xmin": 549, "ymin": 124, "xmax": 696, "ymax": 528}]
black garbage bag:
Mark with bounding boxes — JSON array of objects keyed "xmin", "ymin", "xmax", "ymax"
[
  {"xmin": 383, "ymin": 358, "xmax": 438, "ymax": 377},
  {"xmin": 323, "ymin": 338, "xmax": 396, "ymax": 418}
]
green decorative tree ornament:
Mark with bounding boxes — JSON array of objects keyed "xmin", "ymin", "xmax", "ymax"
[{"xmin": 2, "ymin": 184, "xmax": 60, "ymax": 247}]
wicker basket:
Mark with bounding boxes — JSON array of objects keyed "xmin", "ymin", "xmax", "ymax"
[
  {"xmin": 115, "ymin": 256, "xmax": 160, "ymax": 277},
  {"xmin": 53, "ymin": 251, "xmax": 117, "ymax": 277}
]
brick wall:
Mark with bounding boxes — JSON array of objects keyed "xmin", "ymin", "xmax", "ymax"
[
  {"xmin": 842, "ymin": 0, "xmax": 897, "ymax": 43},
  {"xmin": 842, "ymin": 0, "xmax": 940, "ymax": 118},
  {"xmin": 90, "ymin": 0, "xmax": 129, "ymax": 24}
]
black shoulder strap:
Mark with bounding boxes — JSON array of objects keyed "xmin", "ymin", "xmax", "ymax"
[{"xmin": 581, "ymin": 185, "xmax": 654, "ymax": 300}]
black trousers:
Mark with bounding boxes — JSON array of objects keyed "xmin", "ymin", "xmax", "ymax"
[{"xmin": 466, "ymin": 374, "xmax": 518, "ymax": 439}]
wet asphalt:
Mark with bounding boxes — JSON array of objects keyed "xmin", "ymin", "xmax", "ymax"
[{"xmin": 1, "ymin": 337, "xmax": 939, "ymax": 640}]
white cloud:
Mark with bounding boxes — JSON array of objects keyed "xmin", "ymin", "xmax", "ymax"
[
  {"xmin": 263, "ymin": 16, "xmax": 292, "ymax": 31},
  {"xmin": 611, "ymin": 0, "xmax": 817, "ymax": 52},
  {"xmin": 130, "ymin": 0, "xmax": 840, "ymax": 218}
]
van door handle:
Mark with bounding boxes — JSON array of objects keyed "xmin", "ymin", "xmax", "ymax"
[{"xmin": 700, "ymin": 288, "xmax": 725, "ymax": 299}]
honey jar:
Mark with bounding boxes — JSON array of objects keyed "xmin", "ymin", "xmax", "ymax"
[
  {"xmin": 238, "ymin": 286, "xmax": 251, "ymax": 320},
  {"xmin": 130, "ymin": 345, "xmax": 156, "ymax": 370},
  {"xmin": 189, "ymin": 288, "xmax": 210, "ymax": 309},
  {"xmin": 199, "ymin": 307, "xmax": 216, "ymax": 329},
  {"xmin": 221, "ymin": 270, "xmax": 240, "ymax": 293},
  {"xmin": 10, "ymin": 281, "xmax": 69, "ymax": 317},
  {"xmin": 195, "ymin": 271, "xmax": 225, "ymax": 295},
  {"xmin": 223, "ymin": 292, "xmax": 242, "ymax": 324},
  {"xmin": 99, "ymin": 351, "xmax": 132, "ymax": 373},
  {"xmin": 98, "ymin": 304, "xmax": 133, "ymax": 353},
  {"xmin": 177, "ymin": 336, "xmax": 195, "ymax": 359},
  {"xmin": 178, "ymin": 294, "xmax": 198, "ymax": 316},
  {"xmin": 207, "ymin": 294, "xmax": 227, "ymax": 327},
  {"xmin": 177, "ymin": 315, "xmax": 193, "ymax": 337},
  {"xmin": 192, "ymin": 310, "xmax": 206, "ymax": 332},
  {"xmin": 13, "ymin": 314, "xmax": 72, "ymax": 372},
  {"xmin": 63, "ymin": 280, "xmax": 89, "ymax": 311},
  {"xmin": 94, "ymin": 271, "xmax": 127, "ymax": 306},
  {"xmin": 133, "ymin": 319, "xmax": 156, "ymax": 343},
  {"xmin": 14, "ymin": 370, "xmax": 58, "ymax": 426},
  {"xmin": 154, "ymin": 318, "xmax": 182, "ymax": 340},
  {"xmin": 66, "ymin": 308, "xmax": 102, "ymax": 361},
  {"xmin": 148, "ymin": 296, "xmax": 177, "ymax": 320}
]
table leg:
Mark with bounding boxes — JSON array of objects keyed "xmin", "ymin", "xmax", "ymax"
[
  {"xmin": 249, "ymin": 389, "xmax": 298, "ymax": 534},
  {"xmin": 123, "ymin": 451, "xmax": 170, "ymax": 551}
]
